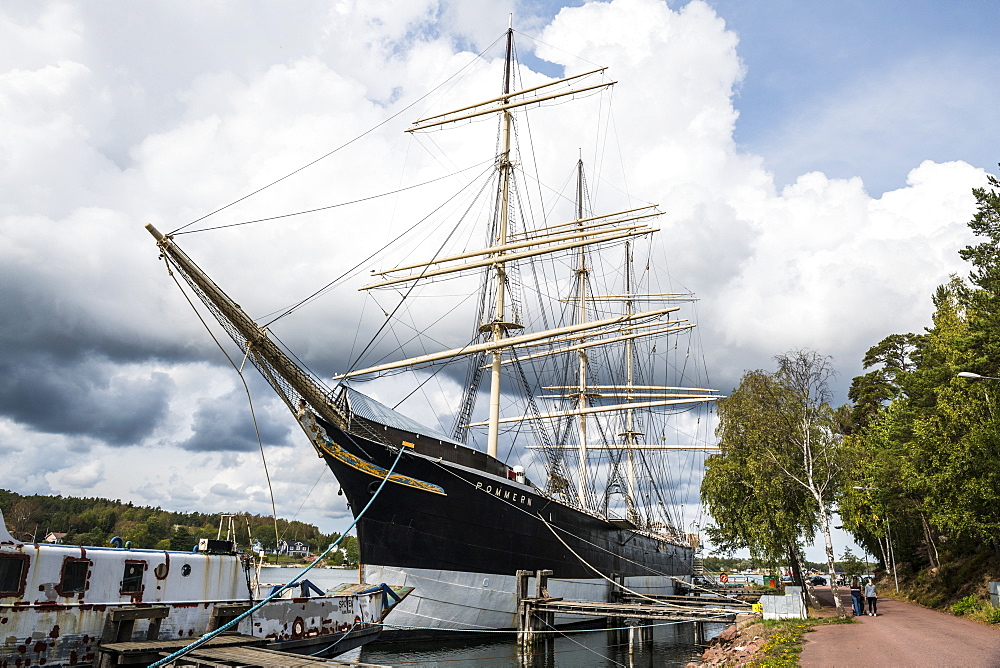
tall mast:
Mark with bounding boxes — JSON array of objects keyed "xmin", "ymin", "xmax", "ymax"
[
  {"xmin": 623, "ymin": 241, "xmax": 639, "ymax": 522},
  {"xmin": 574, "ymin": 158, "xmax": 590, "ymax": 510},
  {"xmin": 486, "ymin": 27, "xmax": 515, "ymax": 459}
]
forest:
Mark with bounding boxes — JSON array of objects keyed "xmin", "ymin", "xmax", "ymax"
[{"xmin": 0, "ymin": 488, "xmax": 359, "ymax": 565}]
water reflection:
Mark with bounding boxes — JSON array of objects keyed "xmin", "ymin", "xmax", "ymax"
[
  {"xmin": 256, "ymin": 567, "xmax": 724, "ymax": 667},
  {"xmin": 359, "ymin": 620, "xmax": 726, "ymax": 667}
]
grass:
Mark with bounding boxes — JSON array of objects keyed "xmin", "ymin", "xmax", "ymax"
[
  {"xmin": 951, "ymin": 593, "xmax": 1000, "ymax": 624},
  {"xmin": 739, "ymin": 616, "xmax": 853, "ymax": 667}
]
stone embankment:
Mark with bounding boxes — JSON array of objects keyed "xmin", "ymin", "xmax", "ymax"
[{"xmin": 686, "ymin": 619, "xmax": 767, "ymax": 667}]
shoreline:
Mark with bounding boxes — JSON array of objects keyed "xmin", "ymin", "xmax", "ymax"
[{"xmin": 686, "ymin": 588, "xmax": 851, "ymax": 667}]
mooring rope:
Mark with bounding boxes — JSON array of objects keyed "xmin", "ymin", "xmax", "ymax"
[
  {"xmin": 538, "ymin": 615, "xmax": 630, "ymax": 668},
  {"xmin": 426, "ymin": 456, "xmax": 739, "ymax": 601},
  {"xmin": 378, "ymin": 612, "xmax": 734, "ymax": 635},
  {"xmin": 535, "ymin": 512, "xmax": 713, "ymax": 611},
  {"xmin": 306, "ymin": 620, "xmax": 361, "ymax": 656}
]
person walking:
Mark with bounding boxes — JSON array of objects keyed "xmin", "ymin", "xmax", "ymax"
[
  {"xmin": 850, "ymin": 577, "xmax": 865, "ymax": 616},
  {"xmin": 865, "ymin": 579, "xmax": 878, "ymax": 616}
]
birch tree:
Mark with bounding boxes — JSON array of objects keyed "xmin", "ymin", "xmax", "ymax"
[
  {"xmin": 702, "ymin": 371, "xmax": 818, "ymax": 588},
  {"xmin": 705, "ymin": 350, "xmax": 847, "ymax": 616},
  {"xmin": 769, "ymin": 350, "xmax": 846, "ymax": 616}
]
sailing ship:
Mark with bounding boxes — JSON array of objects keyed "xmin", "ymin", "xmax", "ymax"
[{"xmin": 146, "ymin": 27, "xmax": 719, "ymax": 634}]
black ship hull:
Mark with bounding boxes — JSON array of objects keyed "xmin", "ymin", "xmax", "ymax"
[
  {"xmin": 319, "ymin": 416, "xmax": 691, "ymax": 580},
  {"xmin": 309, "ymin": 409, "xmax": 693, "ymax": 633}
]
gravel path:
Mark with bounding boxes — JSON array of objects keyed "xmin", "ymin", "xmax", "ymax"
[{"xmin": 799, "ymin": 585, "xmax": 1000, "ymax": 667}]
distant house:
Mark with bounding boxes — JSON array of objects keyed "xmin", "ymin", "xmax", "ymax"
[
  {"xmin": 277, "ymin": 540, "xmax": 310, "ymax": 557},
  {"xmin": 43, "ymin": 532, "xmax": 67, "ymax": 544}
]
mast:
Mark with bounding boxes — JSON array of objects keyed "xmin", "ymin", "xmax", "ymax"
[
  {"xmin": 623, "ymin": 241, "xmax": 639, "ymax": 522},
  {"xmin": 574, "ymin": 158, "xmax": 590, "ymax": 510},
  {"xmin": 486, "ymin": 27, "xmax": 515, "ymax": 460}
]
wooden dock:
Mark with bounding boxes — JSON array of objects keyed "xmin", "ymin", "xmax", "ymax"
[
  {"xmin": 96, "ymin": 633, "xmax": 389, "ymax": 668},
  {"xmin": 687, "ymin": 586, "xmax": 765, "ymax": 601},
  {"xmin": 515, "ymin": 569, "xmax": 753, "ymax": 647},
  {"xmin": 163, "ymin": 645, "xmax": 388, "ymax": 667},
  {"xmin": 619, "ymin": 592, "xmax": 759, "ymax": 607}
]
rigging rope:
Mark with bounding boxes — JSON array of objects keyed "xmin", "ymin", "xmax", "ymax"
[
  {"xmin": 169, "ymin": 34, "xmax": 506, "ymax": 236},
  {"xmin": 173, "ymin": 162, "xmax": 491, "ymax": 236},
  {"xmin": 262, "ymin": 161, "xmax": 494, "ymax": 328},
  {"xmin": 344, "ymin": 169, "xmax": 496, "ymax": 374},
  {"xmin": 161, "ymin": 255, "xmax": 282, "ymax": 555}
]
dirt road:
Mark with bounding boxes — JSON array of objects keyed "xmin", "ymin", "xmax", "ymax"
[{"xmin": 799, "ymin": 586, "xmax": 1000, "ymax": 667}]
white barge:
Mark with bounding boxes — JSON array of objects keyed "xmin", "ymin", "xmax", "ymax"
[{"xmin": 0, "ymin": 507, "xmax": 410, "ymax": 666}]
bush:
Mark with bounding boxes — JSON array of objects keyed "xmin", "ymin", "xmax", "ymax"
[
  {"xmin": 951, "ymin": 595, "xmax": 980, "ymax": 616},
  {"xmin": 986, "ymin": 606, "xmax": 1000, "ymax": 625}
]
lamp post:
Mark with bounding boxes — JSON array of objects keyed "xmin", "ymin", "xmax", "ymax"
[
  {"xmin": 957, "ymin": 372, "xmax": 1000, "ymax": 380},
  {"xmin": 958, "ymin": 371, "xmax": 999, "ymax": 419},
  {"xmin": 852, "ymin": 486, "xmax": 899, "ymax": 592}
]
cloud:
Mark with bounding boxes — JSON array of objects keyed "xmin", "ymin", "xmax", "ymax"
[
  {"xmin": 534, "ymin": 0, "xmax": 985, "ymax": 396},
  {"xmin": 712, "ymin": 160, "xmax": 983, "ymax": 391},
  {"xmin": 0, "ymin": 0, "xmax": 991, "ymax": 545},
  {"xmin": 209, "ymin": 482, "xmax": 243, "ymax": 498},
  {"xmin": 0, "ymin": 355, "xmax": 173, "ymax": 445},
  {"xmin": 57, "ymin": 460, "xmax": 104, "ymax": 488},
  {"xmin": 0, "ymin": 4, "xmax": 83, "ymax": 73},
  {"xmin": 178, "ymin": 387, "xmax": 294, "ymax": 453}
]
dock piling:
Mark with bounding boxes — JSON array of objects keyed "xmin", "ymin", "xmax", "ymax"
[
  {"xmin": 516, "ymin": 569, "xmax": 749, "ymax": 660},
  {"xmin": 517, "ymin": 569, "xmax": 557, "ymax": 649}
]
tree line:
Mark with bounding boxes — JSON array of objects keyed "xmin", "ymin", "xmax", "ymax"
[
  {"xmin": 703, "ymin": 553, "xmax": 870, "ymax": 576},
  {"xmin": 0, "ymin": 488, "xmax": 359, "ymax": 565},
  {"xmin": 701, "ymin": 168, "xmax": 1000, "ymax": 613}
]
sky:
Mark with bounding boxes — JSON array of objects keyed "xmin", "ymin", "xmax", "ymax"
[{"xmin": 1, "ymin": 0, "xmax": 997, "ymax": 562}]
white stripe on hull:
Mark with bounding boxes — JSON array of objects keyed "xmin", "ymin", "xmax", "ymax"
[{"xmin": 365, "ymin": 565, "xmax": 688, "ymax": 634}]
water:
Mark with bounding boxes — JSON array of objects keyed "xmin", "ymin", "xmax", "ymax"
[{"xmin": 258, "ymin": 566, "xmax": 721, "ymax": 667}]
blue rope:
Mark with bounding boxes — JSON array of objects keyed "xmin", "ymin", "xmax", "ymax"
[{"xmin": 150, "ymin": 444, "xmax": 408, "ymax": 667}]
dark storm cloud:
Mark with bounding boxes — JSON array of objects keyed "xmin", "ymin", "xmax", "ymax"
[
  {"xmin": 0, "ymin": 254, "xmax": 224, "ymax": 447},
  {"xmin": 0, "ymin": 352, "xmax": 172, "ymax": 445},
  {"xmin": 178, "ymin": 389, "xmax": 294, "ymax": 453},
  {"xmin": 0, "ymin": 253, "xmax": 214, "ymax": 367}
]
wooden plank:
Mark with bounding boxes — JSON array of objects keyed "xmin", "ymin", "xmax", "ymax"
[
  {"xmin": 104, "ymin": 630, "xmax": 392, "ymax": 667},
  {"xmin": 621, "ymin": 593, "xmax": 753, "ymax": 607},
  {"xmin": 529, "ymin": 598, "xmax": 742, "ymax": 620},
  {"xmin": 110, "ymin": 606, "xmax": 171, "ymax": 621},
  {"xmin": 209, "ymin": 603, "xmax": 253, "ymax": 617},
  {"xmin": 162, "ymin": 655, "xmax": 231, "ymax": 668},
  {"xmin": 198, "ymin": 646, "xmax": 391, "ymax": 667},
  {"xmin": 100, "ymin": 633, "xmax": 265, "ymax": 653},
  {"xmin": 190, "ymin": 646, "xmax": 341, "ymax": 666}
]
